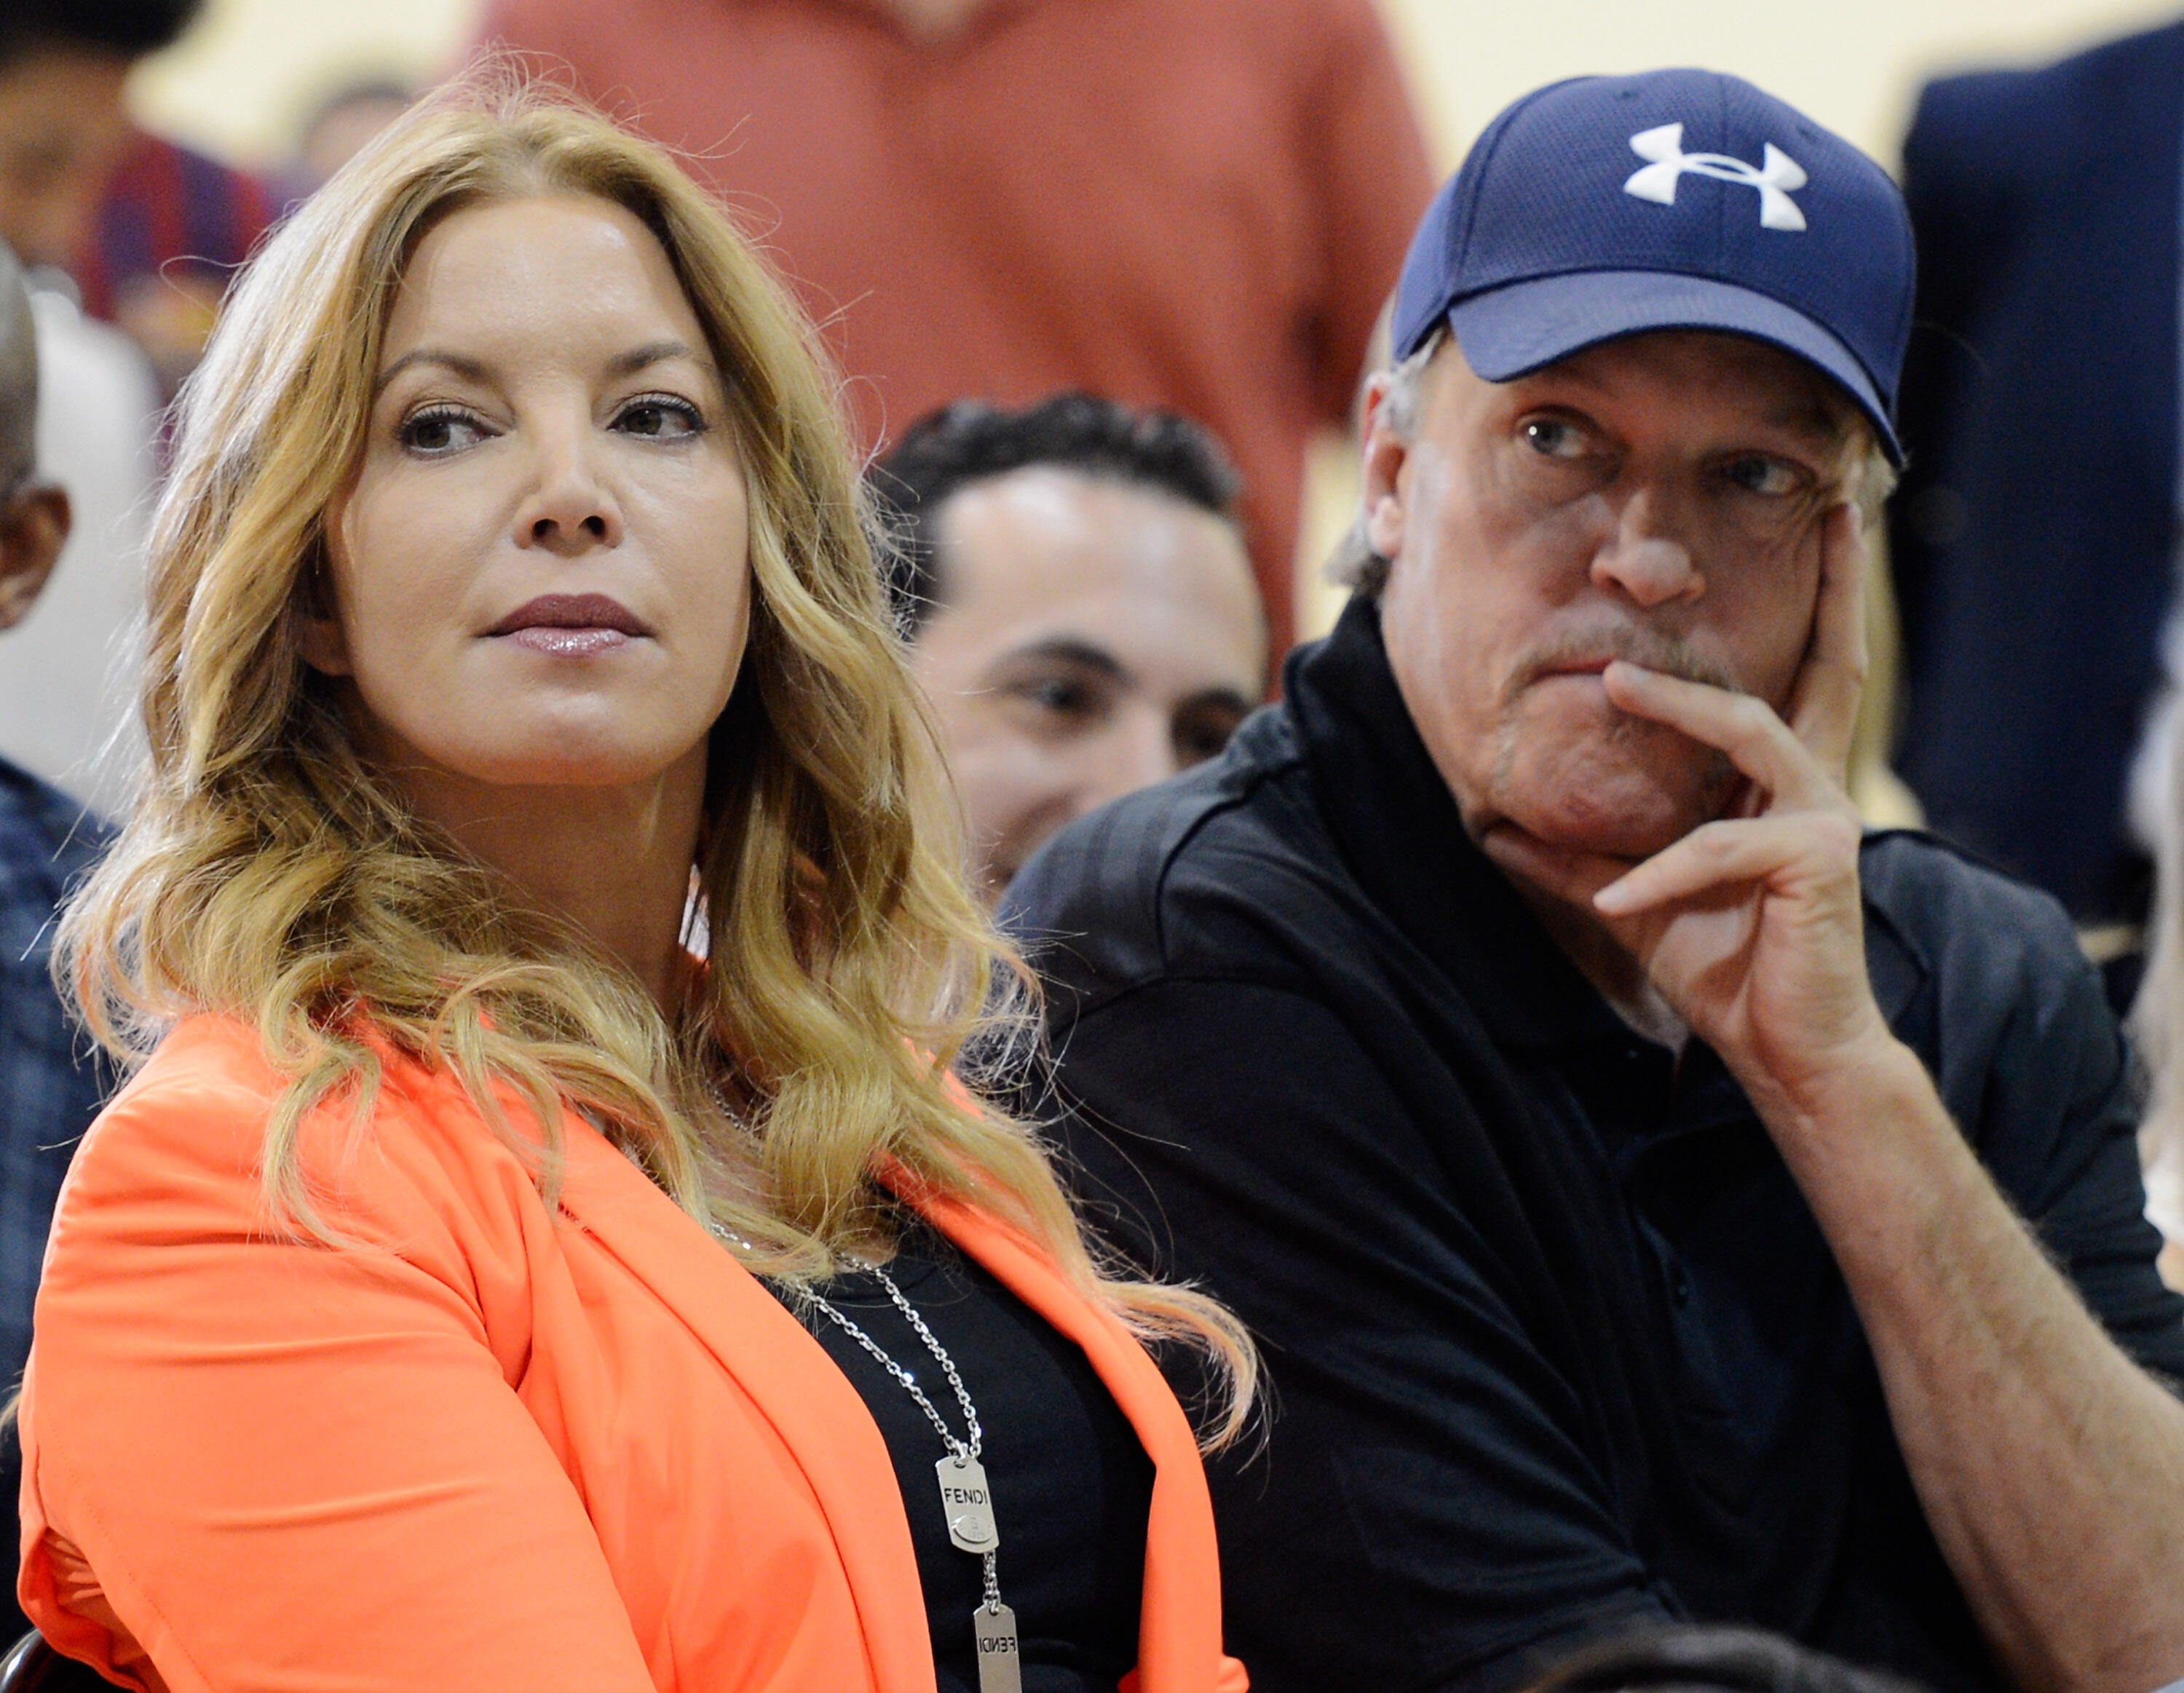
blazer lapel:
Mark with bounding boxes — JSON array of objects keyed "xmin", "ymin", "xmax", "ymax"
[
  {"xmin": 553, "ymin": 1118, "xmax": 938, "ymax": 1693},
  {"xmin": 550, "ymin": 1123, "xmax": 1227, "ymax": 1693},
  {"xmin": 885, "ymin": 1165, "xmax": 1231, "ymax": 1693}
]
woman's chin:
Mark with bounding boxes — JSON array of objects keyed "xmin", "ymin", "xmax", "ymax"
[{"xmin": 402, "ymin": 737, "xmax": 696, "ymax": 794}]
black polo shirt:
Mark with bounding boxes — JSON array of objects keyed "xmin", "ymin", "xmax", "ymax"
[{"xmin": 1002, "ymin": 595, "xmax": 2184, "ymax": 1693}]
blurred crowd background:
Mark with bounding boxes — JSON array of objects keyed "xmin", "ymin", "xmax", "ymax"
[
  {"xmin": 12, "ymin": 10, "xmax": 2184, "ymax": 1674},
  {"xmin": 124, "ymin": 0, "xmax": 2184, "ymax": 633},
  {"xmin": 11, "ymin": 0, "xmax": 2184, "ymax": 939}
]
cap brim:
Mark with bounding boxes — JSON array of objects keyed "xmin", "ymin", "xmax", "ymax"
[{"xmin": 1445, "ymin": 271, "xmax": 1902, "ymax": 466}]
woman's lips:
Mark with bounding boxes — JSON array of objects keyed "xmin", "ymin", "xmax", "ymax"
[
  {"xmin": 502, "ymin": 625, "xmax": 633, "ymax": 657},
  {"xmin": 488, "ymin": 592, "xmax": 650, "ymax": 657}
]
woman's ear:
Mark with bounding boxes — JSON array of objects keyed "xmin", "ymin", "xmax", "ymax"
[
  {"xmin": 0, "ymin": 483, "xmax": 71, "ymax": 633},
  {"xmin": 293, "ymin": 542, "xmax": 353, "ymax": 676}
]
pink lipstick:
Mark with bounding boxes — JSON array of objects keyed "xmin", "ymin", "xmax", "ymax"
[{"xmin": 488, "ymin": 592, "xmax": 650, "ymax": 657}]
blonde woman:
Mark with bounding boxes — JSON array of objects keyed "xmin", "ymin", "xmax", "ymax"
[{"xmin": 20, "ymin": 86, "xmax": 1252, "ymax": 1693}]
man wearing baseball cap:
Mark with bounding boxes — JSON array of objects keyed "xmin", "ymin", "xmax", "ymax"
[{"xmin": 1007, "ymin": 70, "xmax": 2184, "ymax": 1691}]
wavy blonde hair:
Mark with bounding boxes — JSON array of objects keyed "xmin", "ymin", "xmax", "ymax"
[{"xmin": 58, "ymin": 81, "xmax": 1254, "ymax": 1444}]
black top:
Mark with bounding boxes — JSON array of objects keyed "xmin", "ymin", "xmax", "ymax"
[
  {"xmin": 1002, "ymin": 596, "xmax": 2184, "ymax": 1693},
  {"xmin": 775, "ymin": 1221, "xmax": 1155, "ymax": 1693}
]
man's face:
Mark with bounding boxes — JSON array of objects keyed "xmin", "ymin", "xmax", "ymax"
[
  {"xmin": 0, "ymin": 47, "xmax": 134, "ymax": 271},
  {"xmin": 910, "ymin": 466, "xmax": 1266, "ymax": 901},
  {"xmin": 1367, "ymin": 330, "xmax": 1856, "ymax": 866}
]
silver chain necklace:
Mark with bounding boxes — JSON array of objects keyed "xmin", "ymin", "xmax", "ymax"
[{"xmin": 716, "ymin": 1225, "xmax": 1022, "ymax": 1693}]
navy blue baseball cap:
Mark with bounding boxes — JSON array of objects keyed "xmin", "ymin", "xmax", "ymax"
[{"xmin": 1391, "ymin": 68, "xmax": 1914, "ymax": 464}]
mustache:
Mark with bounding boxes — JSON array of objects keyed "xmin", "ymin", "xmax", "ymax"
[{"xmin": 1506, "ymin": 618, "xmax": 1741, "ymax": 705}]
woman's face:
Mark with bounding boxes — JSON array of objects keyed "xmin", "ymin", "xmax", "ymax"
[{"xmin": 309, "ymin": 194, "xmax": 753, "ymax": 798}]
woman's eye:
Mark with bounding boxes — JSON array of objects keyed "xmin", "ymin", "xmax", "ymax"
[
  {"xmin": 1522, "ymin": 419, "xmax": 1587, "ymax": 459},
  {"xmin": 615, "ymin": 397, "xmax": 705, "ymax": 439},
  {"xmin": 397, "ymin": 406, "xmax": 489, "ymax": 455},
  {"xmin": 1725, "ymin": 454, "xmax": 1803, "ymax": 496}
]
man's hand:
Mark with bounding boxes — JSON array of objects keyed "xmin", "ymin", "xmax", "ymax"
[
  {"xmin": 1586, "ymin": 504, "xmax": 1892, "ymax": 1121},
  {"xmin": 1581, "ymin": 504, "xmax": 2184, "ymax": 1690}
]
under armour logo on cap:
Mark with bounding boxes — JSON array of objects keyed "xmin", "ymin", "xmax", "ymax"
[
  {"xmin": 1389, "ymin": 69, "xmax": 1913, "ymax": 462},
  {"xmin": 1622, "ymin": 122, "xmax": 1809, "ymax": 231}
]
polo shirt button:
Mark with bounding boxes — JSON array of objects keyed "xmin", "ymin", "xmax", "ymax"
[{"xmin": 1669, "ymin": 1266, "xmax": 1692, "ymax": 1308}]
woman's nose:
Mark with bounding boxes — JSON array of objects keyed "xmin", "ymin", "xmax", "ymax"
[{"xmin": 514, "ymin": 429, "xmax": 622, "ymax": 553}]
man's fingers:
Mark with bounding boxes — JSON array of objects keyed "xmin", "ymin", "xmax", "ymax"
[
  {"xmin": 1594, "ymin": 812, "xmax": 1860, "ymax": 916},
  {"xmin": 1476, "ymin": 827, "xmax": 1631, "ymax": 913},
  {"xmin": 1601, "ymin": 661, "xmax": 1837, "ymax": 810},
  {"xmin": 1598, "ymin": 500, "xmax": 1866, "ymax": 812},
  {"xmin": 1784, "ymin": 501, "xmax": 1870, "ymax": 779}
]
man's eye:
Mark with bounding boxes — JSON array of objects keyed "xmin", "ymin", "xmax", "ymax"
[
  {"xmin": 615, "ymin": 397, "xmax": 705, "ymax": 439},
  {"xmin": 996, "ymin": 666, "xmax": 1112, "ymax": 728},
  {"xmin": 1522, "ymin": 419, "xmax": 1588, "ymax": 459},
  {"xmin": 1725, "ymin": 454, "xmax": 1802, "ymax": 496},
  {"xmin": 397, "ymin": 406, "xmax": 488, "ymax": 455},
  {"xmin": 1172, "ymin": 699, "xmax": 1249, "ymax": 767},
  {"xmin": 1020, "ymin": 676, "xmax": 1094, "ymax": 715}
]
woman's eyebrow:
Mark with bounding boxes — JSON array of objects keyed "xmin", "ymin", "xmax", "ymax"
[
  {"xmin": 607, "ymin": 339, "xmax": 705, "ymax": 378},
  {"xmin": 373, "ymin": 348, "xmax": 490, "ymax": 397},
  {"xmin": 371, "ymin": 341, "xmax": 717, "ymax": 398}
]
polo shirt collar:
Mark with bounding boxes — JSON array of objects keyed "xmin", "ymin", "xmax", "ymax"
[{"xmin": 1286, "ymin": 595, "xmax": 1632, "ymax": 1055}]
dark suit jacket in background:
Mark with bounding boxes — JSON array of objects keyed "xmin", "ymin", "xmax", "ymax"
[{"xmin": 1891, "ymin": 21, "xmax": 2184, "ymax": 923}]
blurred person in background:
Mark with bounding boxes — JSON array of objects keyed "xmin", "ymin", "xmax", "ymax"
[
  {"xmin": 1010, "ymin": 68, "xmax": 2184, "ymax": 1692},
  {"xmin": 0, "ymin": 239, "xmax": 114, "ymax": 1654},
  {"xmin": 282, "ymin": 76, "xmax": 414, "ymax": 201},
  {"xmin": 875, "ymin": 394, "xmax": 1265, "ymax": 903},
  {"xmin": 469, "ymin": 0, "xmax": 1436, "ymax": 659},
  {"xmin": 1890, "ymin": 21, "xmax": 2184, "ymax": 937},
  {"xmin": 2125, "ymin": 662, "xmax": 2184, "ymax": 1282},
  {"xmin": 0, "ymin": 277, "xmax": 159, "ymax": 818},
  {"xmin": 0, "ymin": 0, "xmax": 272, "ymax": 394}
]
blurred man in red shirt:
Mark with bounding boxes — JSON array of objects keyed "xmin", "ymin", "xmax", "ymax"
[{"xmin": 472, "ymin": 0, "xmax": 1436, "ymax": 656}]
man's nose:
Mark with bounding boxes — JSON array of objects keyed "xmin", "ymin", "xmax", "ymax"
[
  {"xmin": 1589, "ymin": 487, "xmax": 1704, "ymax": 608},
  {"xmin": 513, "ymin": 427, "xmax": 622, "ymax": 555}
]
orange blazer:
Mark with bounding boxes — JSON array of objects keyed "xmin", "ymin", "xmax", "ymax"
[{"xmin": 18, "ymin": 1016, "xmax": 1246, "ymax": 1693}]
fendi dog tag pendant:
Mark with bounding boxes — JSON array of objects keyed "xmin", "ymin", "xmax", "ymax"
[
  {"xmin": 937, "ymin": 1454, "xmax": 1000, "ymax": 1553},
  {"xmin": 973, "ymin": 1601, "xmax": 1022, "ymax": 1693}
]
